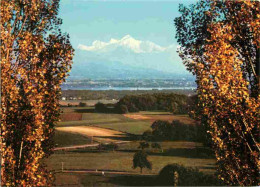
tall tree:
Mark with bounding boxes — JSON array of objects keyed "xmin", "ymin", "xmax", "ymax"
[
  {"xmin": 0, "ymin": 0, "xmax": 74, "ymax": 186},
  {"xmin": 175, "ymin": 0, "xmax": 259, "ymax": 185}
]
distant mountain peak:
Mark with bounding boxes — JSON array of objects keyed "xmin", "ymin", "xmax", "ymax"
[
  {"xmin": 78, "ymin": 34, "xmax": 168, "ymax": 54},
  {"xmin": 74, "ymin": 35, "xmax": 187, "ymax": 77},
  {"xmin": 121, "ymin": 34, "xmax": 132, "ymax": 40}
]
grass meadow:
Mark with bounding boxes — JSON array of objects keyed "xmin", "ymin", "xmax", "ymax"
[{"xmin": 46, "ymin": 105, "xmax": 217, "ymax": 186}]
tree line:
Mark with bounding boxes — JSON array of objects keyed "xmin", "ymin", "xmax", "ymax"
[
  {"xmin": 142, "ymin": 120, "xmax": 209, "ymax": 145},
  {"xmin": 114, "ymin": 93, "xmax": 191, "ymax": 114}
]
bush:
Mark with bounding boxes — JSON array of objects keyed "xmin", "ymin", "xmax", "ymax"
[
  {"xmin": 157, "ymin": 164, "xmax": 223, "ymax": 186},
  {"xmin": 97, "ymin": 143, "xmax": 118, "ymax": 151},
  {"xmin": 116, "ymin": 104, "xmax": 129, "ymax": 114},
  {"xmin": 94, "ymin": 102, "xmax": 108, "ymax": 113},
  {"xmin": 142, "ymin": 130, "xmax": 153, "ymax": 141},
  {"xmin": 151, "ymin": 142, "xmax": 161, "ymax": 150},
  {"xmin": 79, "ymin": 102, "xmax": 87, "ymax": 107},
  {"xmin": 138, "ymin": 142, "xmax": 149, "ymax": 150},
  {"xmin": 151, "ymin": 120, "xmax": 172, "ymax": 140}
]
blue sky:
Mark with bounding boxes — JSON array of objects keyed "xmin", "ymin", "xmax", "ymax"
[
  {"xmin": 58, "ymin": 0, "xmax": 197, "ymax": 78},
  {"xmin": 59, "ymin": 0, "xmax": 196, "ymax": 47}
]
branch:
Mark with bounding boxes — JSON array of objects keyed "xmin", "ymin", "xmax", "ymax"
[
  {"xmin": 18, "ymin": 141, "xmax": 24, "ymax": 169},
  {"xmin": 12, "ymin": 11, "xmax": 28, "ymax": 43}
]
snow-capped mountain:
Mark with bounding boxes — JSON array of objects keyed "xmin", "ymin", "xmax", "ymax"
[
  {"xmin": 69, "ymin": 35, "xmax": 189, "ymax": 79},
  {"xmin": 78, "ymin": 34, "xmax": 167, "ymax": 53}
]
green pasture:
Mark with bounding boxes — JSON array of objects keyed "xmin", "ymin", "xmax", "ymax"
[
  {"xmin": 61, "ymin": 106, "xmax": 98, "ymax": 113},
  {"xmin": 58, "ymin": 118, "xmax": 122, "ymax": 127},
  {"xmin": 47, "ymin": 141, "xmax": 216, "ymax": 176},
  {"xmin": 93, "ymin": 121, "xmax": 151, "ymax": 135},
  {"xmin": 54, "ymin": 131, "xmax": 92, "ymax": 147},
  {"xmin": 48, "ymin": 106, "xmax": 217, "ymax": 186},
  {"xmin": 58, "ymin": 108, "xmax": 152, "ymax": 134}
]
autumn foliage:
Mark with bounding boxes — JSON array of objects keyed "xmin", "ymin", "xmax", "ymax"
[
  {"xmin": 175, "ymin": 0, "xmax": 259, "ymax": 185},
  {"xmin": 1, "ymin": 0, "xmax": 73, "ymax": 186}
]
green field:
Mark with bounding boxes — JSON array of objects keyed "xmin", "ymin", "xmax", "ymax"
[
  {"xmin": 47, "ymin": 141, "xmax": 216, "ymax": 186},
  {"xmin": 48, "ymin": 149, "xmax": 215, "ymax": 174},
  {"xmin": 58, "ymin": 109, "xmax": 152, "ymax": 134},
  {"xmin": 93, "ymin": 121, "xmax": 151, "ymax": 135},
  {"xmin": 48, "ymin": 140, "xmax": 215, "ymax": 173},
  {"xmin": 58, "ymin": 107, "xmax": 195, "ymax": 135},
  {"xmin": 54, "ymin": 131, "xmax": 92, "ymax": 147},
  {"xmin": 47, "ymin": 106, "xmax": 217, "ymax": 186}
]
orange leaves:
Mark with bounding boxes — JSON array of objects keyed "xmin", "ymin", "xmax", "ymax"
[
  {"xmin": 1, "ymin": 0, "xmax": 73, "ymax": 186},
  {"xmin": 176, "ymin": 0, "xmax": 260, "ymax": 185},
  {"xmin": 203, "ymin": 7, "xmax": 259, "ymax": 185}
]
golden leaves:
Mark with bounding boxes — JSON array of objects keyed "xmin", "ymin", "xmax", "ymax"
[
  {"xmin": 177, "ymin": 0, "xmax": 259, "ymax": 185},
  {"xmin": 1, "ymin": 0, "xmax": 73, "ymax": 186}
]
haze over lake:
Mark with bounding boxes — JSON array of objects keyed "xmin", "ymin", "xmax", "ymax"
[{"xmin": 61, "ymin": 78, "xmax": 196, "ymax": 90}]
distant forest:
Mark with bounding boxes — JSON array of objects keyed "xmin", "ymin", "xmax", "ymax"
[
  {"xmin": 61, "ymin": 89, "xmax": 195, "ymax": 100},
  {"xmin": 114, "ymin": 93, "xmax": 191, "ymax": 114}
]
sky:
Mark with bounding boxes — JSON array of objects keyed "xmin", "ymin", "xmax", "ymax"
[{"xmin": 58, "ymin": 0, "xmax": 197, "ymax": 78}]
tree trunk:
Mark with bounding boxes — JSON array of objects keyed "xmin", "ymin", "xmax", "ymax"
[
  {"xmin": 18, "ymin": 141, "xmax": 23, "ymax": 169},
  {"xmin": 256, "ymin": 47, "xmax": 260, "ymax": 93},
  {"xmin": 140, "ymin": 167, "xmax": 143, "ymax": 174}
]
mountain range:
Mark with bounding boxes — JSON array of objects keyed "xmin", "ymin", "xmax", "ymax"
[{"xmin": 68, "ymin": 35, "xmax": 190, "ymax": 80}]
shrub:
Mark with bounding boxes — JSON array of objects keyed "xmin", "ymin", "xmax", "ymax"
[
  {"xmin": 79, "ymin": 102, "xmax": 87, "ymax": 107},
  {"xmin": 157, "ymin": 164, "xmax": 223, "ymax": 186},
  {"xmin": 138, "ymin": 142, "xmax": 150, "ymax": 150},
  {"xmin": 94, "ymin": 102, "xmax": 108, "ymax": 113},
  {"xmin": 151, "ymin": 120, "xmax": 172, "ymax": 140},
  {"xmin": 117, "ymin": 104, "xmax": 129, "ymax": 114},
  {"xmin": 151, "ymin": 142, "xmax": 161, "ymax": 150},
  {"xmin": 97, "ymin": 143, "xmax": 118, "ymax": 151},
  {"xmin": 142, "ymin": 130, "xmax": 153, "ymax": 141},
  {"xmin": 107, "ymin": 143, "xmax": 119, "ymax": 151}
]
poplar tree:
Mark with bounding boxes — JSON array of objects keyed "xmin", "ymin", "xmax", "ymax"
[
  {"xmin": 175, "ymin": 0, "xmax": 259, "ymax": 185},
  {"xmin": 1, "ymin": 0, "xmax": 74, "ymax": 185}
]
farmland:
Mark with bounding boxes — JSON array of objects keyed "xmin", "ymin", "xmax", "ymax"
[{"xmin": 45, "ymin": 102, "xmax": 218, "ymax": 186}]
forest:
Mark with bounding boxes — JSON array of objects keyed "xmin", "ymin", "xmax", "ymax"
[{"xmin": 114, "ymin": 93, "xmax": 190, "ymax": 114}]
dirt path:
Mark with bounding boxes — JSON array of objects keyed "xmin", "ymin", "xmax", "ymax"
[
  {"xmin": 56, "ymin": 126, "xmax": 126, "ymax": 143},
  {"xmin": 123, "ymin": 114, "xmax": 151, "ymax": 120},
  {"xmin": 60, "ymin": 169, "xmax": 156, "ymax": 176},
  {"xmin": 53, "ymin": 141, "xmax": 128, "ymax": 151}
]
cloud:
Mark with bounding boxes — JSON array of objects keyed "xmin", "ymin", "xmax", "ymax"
[{"xmin": 77, "ymin": 35, "xmax": 170, "ymax": 53}]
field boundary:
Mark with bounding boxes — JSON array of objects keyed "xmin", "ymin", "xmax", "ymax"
[
  {"xmin": 53, "ymin": 141, "xmax": 130, "ymax": 151},
  {"xmin": 60, "ymin": 169, "xmax": 157, "ymax": 176}
]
